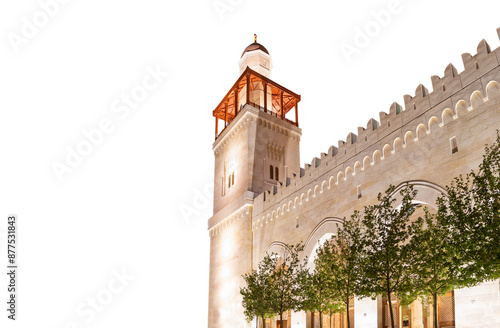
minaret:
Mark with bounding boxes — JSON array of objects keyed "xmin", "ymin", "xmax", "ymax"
[{"xmin": 208, "ymin": 37, "xmax": 302, "ymax": 328}]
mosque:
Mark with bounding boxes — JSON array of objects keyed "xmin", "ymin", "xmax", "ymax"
[{"xmin": 207, "ymin": 33, "xmax": 500, "ymax": 328}]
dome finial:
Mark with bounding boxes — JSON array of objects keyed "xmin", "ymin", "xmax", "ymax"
[{"xmin": 254, "ymin": 34, "xmax": 257, "ymax": 43}]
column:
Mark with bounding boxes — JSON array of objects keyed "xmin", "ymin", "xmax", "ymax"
[{"xmin": 355, "ymin": 297, "xmax": 378, "ymax": 328}]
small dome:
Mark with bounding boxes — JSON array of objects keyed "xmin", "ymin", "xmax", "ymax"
[{"xmin": 241, "ymin": 42, "xmax": 269, "ymax": 58}]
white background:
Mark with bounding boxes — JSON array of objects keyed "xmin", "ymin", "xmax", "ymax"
[{"xmin": 0, "ymin": 0, "xmax": 499, "ymax": 327}]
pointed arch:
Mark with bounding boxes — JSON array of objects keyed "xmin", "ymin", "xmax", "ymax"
[
  {"xmin": 404, "ymin": 130, "xmax": 415, "ymax": 146},
  {"xmin": 314, "ymin": 184, "xmax": 321, "ymax": 197},
  {"xmin": 329, "ymin": 176, "xmax": 336, "ymax": 188},
  {"xmin": 393, "ymin": 137, "xmax": 404, "ymax": 152},
  {"xmin": 354, "ymin": 161, "xmax": 362, "ymax": 174},
  {"xmin": 303, "ymin": 217, "xmax": 344, "ymax": 265},
  {"xmin": 382, "ymin": 144, "xmax": 392, "ymax": 158},
  {"xmin": 336, "ymin": 171, "xmax": 344, "ymax": 184},
  {"xmin": 307, "ymin": 188, "xmax": 313, "ymax": 201},
  {"xmin": 455, "ymin": 99, "xmax": 468, "ymax": 117},
  {"xmin": 470, "ymin": 90, "xmax": 484, "ymax": 109},
  {"xmin": 441, "ymin": 108, "xmax": 454, "ymax": 125},
  {"xmin": 390, "ymin": 180, "xmax": 447, "ymax": 210},
  {"xmin": 416, "ymin": 123, "xmax": 427, "ymax": 139},
  {"xmin": 263, "ymin": 241, "xmax": 291, "ymax": 261},
  {"xmin": 321, "ymin": 180, "xmax": 328, "ymax": 193},
  {"xmin": 486, "ymin": 80, "xmax": 500, "ymax": 99},
  {"xmin": 300, "ymin": 193, "xmax": 306, "ymax": 204},
  {"xmin": 345, "ymin": 166, "xmax": 353, "ymax": 178},
  {"xmin": 363, "ymin": 156, "xmax": 371, "ymax": 170},
  {"xmin": 372, "ymin": 150, "xmax": 382, "ymax": 164},
  {"xmin": 428, "ymin": 116, "xmax": 439, "ymax": 132}
]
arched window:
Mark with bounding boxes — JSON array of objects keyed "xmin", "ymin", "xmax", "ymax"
[
  {"xmin": 231, "ymin": 172, "xmax": 235, "ymax": 186},
  {"xmin": 275, "ymin": 167, "xmax": 279, "ymax": 181},
  {"xmin": 270, "ymin": 165, "xmax": 274, "ymax": 180}
]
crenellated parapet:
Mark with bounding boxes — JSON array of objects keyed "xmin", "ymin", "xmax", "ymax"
[{"xmin": 252, "ymin": 30, "xmax": 500, "ymax": 230}]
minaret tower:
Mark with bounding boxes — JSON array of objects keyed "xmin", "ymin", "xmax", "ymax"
[{"xmin": 208, "ymin": 37, "xmax": 302, "ymax": 328}]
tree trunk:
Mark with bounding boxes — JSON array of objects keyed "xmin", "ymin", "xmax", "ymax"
[
  {"xmin": 320, "ymin": 311, "xmax": 323, "ymax": 328},
  {"xmin": 433, "ymin": 293, "xmax": 439, "ymax": 328},
  {"xmin": 387, "ymin": 289, "xmax": 395, "ymax": 328},
  {"xmin": 330, "ymin": 312, "xmax": 333, "ymax": 328},
  {"xmin": 346, "ymin": 298, "xmax": 350, "ymax": 328},
  {"xmin": 280, "ymin": 312, "xmax": 283, "ymax": 328},
  {"xmin": 261, "ymin": 315, "xmax": 265, "ymax": 328}
]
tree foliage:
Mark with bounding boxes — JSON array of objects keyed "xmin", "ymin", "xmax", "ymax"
[
  {"xmin": 240, "ymin": 254, "xmax": 276, "ymax": 327},
  {"xmin": 298, "ymin": 242, "xmax": 339, "ymax": 328},
  {"xmin": 409, "ymin": 207, "xmax": 456, "ymax": 328},
  {"xmin": 356, "ymin": 184, "xmax": 418, "ymax": 328},
  {"xmin": 240, "ymin": 133, "xmax": 500, "ymax": 328},
  {"xmin": 437, "ymin": 131, "xmax": 500, "ymax": 282},
  {"xmin": 267, "ymin": 243, "xmax": 306, "ymax": 328},
  {"xmin": 329, "ymin": 214, "xmax": 364, "ymax": 328}
]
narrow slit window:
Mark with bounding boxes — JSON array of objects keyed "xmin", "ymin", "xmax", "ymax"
[
  {"xmin": 270, "ymin": 165, "xmax": 274, "ymax": 180},
  {"xmin": 228, "ymin": 172, "xmax": 235, "ymax": 188},
  {"xmin": 450, "ymin": 137, "xmax": 458, "ymax": 154},
  {"xmin": 275, "ymin": 167, "xmax": 279, "ymax": 181}
]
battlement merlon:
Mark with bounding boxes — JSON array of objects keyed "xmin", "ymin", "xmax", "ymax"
[{"xmin": 252, "ymin": 29, "xmax": 500, "ymax": 218}]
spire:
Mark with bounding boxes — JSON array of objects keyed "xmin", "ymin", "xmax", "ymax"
[{"xmin": 254, "ymin": 34, "xmax": 257, "ymax": 43}]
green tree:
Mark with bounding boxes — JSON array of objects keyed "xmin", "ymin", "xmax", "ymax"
[
  {"xmin": 268, "ymin": 243, "xmax": 306, "ymax": 328},
  {"xmin": 324, "ymin": 301, "xmax": 345, "ymax": 328},
  {"xmin": 409, "ymin": 207, "xmax": 457, "ymax": 328},
  {"xmin": 438, "ymin": 131, "xmax": 500, "ymax": 283},
  {"xmin": 328, "ymin": 214, "xmax": 364, "ymax": 328},
  {"xmin": 472, "ymin": 131, "xmax": 500, "ymax": 276},
  {"xmin": 297, "ymin": 243, "xmax": 339, "ymax": 328},
  {"xmin": 356, "ymin": 184, "xmax": 418, "ymax": 328},
  {"xmin": 240, "ymin": 254, "xmax": 277, "ymax": 328}
]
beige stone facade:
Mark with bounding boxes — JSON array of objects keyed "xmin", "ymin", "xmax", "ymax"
[{"xmin": 208, "ymin": 33, "xmax": 500, "ymax": 328}]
